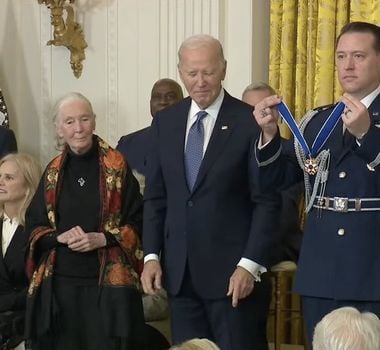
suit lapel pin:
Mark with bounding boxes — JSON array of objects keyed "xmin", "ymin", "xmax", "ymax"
[
  {"xmin": 372, "ymin": 112, "xmax": 379, "ymax": 116},
  {"xmin": 221, "ymin": 125, "xmax": 228, "ymax": 130}
]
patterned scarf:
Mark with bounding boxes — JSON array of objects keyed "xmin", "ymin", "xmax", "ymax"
[{"xmin": 25, "ymin": 136, "xmax": 143, "ymax": 337}]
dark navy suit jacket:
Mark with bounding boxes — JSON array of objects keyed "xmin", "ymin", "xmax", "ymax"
[
  {"xmin": 254, "ymin": 93, "xmax": 380, "ymax": 301},
  {"xmin": 0, "ymin": 126, "xmax": 17, "ymax": 159},
  {"xmin": 143, "ymin": 91, "xmax": 280, "ymax": 299},
  {"xmin": 116, "ymin": 126, "xmax": 151, "ymax": 175}
]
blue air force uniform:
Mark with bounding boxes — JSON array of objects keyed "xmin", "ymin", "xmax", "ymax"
[{"xmin": 253, "ymin": 90, "xmax": 380, "ymax": 340}]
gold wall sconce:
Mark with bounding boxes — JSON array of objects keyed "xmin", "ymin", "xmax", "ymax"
[{"xmin": 38, "ymin": 0, "xmax": 88, "ymax": 78}]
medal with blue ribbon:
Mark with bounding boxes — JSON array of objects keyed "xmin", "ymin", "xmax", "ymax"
[{"xmin": 277, "ymin": 101, "xmax": 345, "ymax": 175}]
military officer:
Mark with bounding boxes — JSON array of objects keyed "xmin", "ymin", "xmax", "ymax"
[{"xmin": 252, "ymin": 21, "xmax": 380, "ymax": 346}]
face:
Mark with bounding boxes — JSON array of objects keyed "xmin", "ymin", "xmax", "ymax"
[
  {"xmin": 56, "ymin": 98, "xmax": 96, "ymax": 155},
  {"xmin": 243, "ymin": 89, "xmax": 272, "ymax": 107},
  {"xmin": 243, "ymin": 88, "xmax": 279, "ymax": 118},
  {"xmin": 150, "ymin": 82, "xmax": 183, "ymax": 117},
  {"xmin": 178, "ymin": 43, "xmax": 226, "ymax": 109},
  {"xmin": 336, "ymin": 32, "xmax": 380, "ymax": 99},
  {"xmin": 0, "ymin": 160, "xmax": 27, "ymax": 207}
]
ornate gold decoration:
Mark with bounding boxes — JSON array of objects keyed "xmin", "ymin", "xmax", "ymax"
[{"xmin": 38, "ymin": 0, "xmax": 87, "ymax": 78}]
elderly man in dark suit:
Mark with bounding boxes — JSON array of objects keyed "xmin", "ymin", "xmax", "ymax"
[
  {"xmin": 116, "ymin": 78, "xmax": 183, "ymax": 177},
  {"xmin": 141, "ymin": 34, "xmax": 279, "ymax": 350},
  {"xmin": 252, "ymin": 21, "xmax": 380, "ymax": 347}
]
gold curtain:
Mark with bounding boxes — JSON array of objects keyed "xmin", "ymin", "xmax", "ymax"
[{"xmin": 269, "ymin": 0, "xmax": 380, "ymax": 138}]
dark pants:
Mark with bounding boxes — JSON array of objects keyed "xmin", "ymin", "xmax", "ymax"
[
  {"xmin": 169, "ymin": 268, "xmax": 271, "ymax": 350},
  {"xmin": 302, "ymin": 296, "xmax": 380, "ymax": 348},
  {"xmin": 32, "ymin": 282, "xmax": 145, "ymax": 350}
]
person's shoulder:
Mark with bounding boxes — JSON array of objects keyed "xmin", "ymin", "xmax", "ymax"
[
  {"xmin": 103, "ymin": 144, "xmax": 127, "ymax": 168},
  {"xmin": 312, "ymin": 103, "xmax": 336, "ymax": 113},
  {"xmin": 223, "ymin": 91, "xmax": 253, "ymax": 113},
  {"xmin": 120, "ymin": 126, "xmax": 150, "ymax": 141},
  {"xmin": 117, "ymin": 127, "xmax": 151, "ymax": 147},
  {"xmin": 154, "ymin": 97, "xmax": 192, "ymax": 125},
  {"xmin": 0, "ymin": 125, "xmax": 14, "ymax": 136}
]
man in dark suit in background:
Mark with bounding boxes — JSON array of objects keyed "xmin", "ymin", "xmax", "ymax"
[
  {"xmin": 116, "ymin": 78, "xmax": 183, "ymax": 177},
  {"xmin": 141, "ymin": 34, "xmax": 279, "ymax": 350},
  {"xmin": 242, "ymin": 82, "xmax": 303, "ymax": 265},
  {"xmin": 252, "ymin": 22, "xmax": 380, "ymax": 347},
  {"xmin": 0, "ymin": 126, "xmax": 17, "ymax": 159}
]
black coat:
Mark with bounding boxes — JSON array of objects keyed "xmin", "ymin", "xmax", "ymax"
[{"xmin": 0, "ymin": 224, "xmax": 28, "ymax": 312}]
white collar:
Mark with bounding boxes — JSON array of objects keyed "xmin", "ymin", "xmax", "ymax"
[
  {"xmin": 3, "ymin": 212, "xmax": 19, "ymax": 226},
  {"xmin": 361, "ymin": 85, "xmax": 380, "ymax": 109},
  {"xmin": 189, "ymin": 88, "xmax": 225, "ymax": 121}
]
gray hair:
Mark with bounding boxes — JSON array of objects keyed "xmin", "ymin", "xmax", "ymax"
[
  {"xmin": 169, "ymin": 338, "xmax": 220, "ymax": 350},
  {"xmin": 313, "ymin": 307, "xmax": 380, "ymax": 350},
  {"xmin": 51, "ymin": 92, "xmax": 95, "ymax": 150},
  {"xmin": 178, "ymin": 34, "xmax": 226, "ymax": 68},
  {"xmin": 242, "ymin": 81, "xmax": 276, "ymax": 99}
]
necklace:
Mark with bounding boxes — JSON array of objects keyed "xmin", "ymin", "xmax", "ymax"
[{"xmin": 78, "ymin": 177, "xmax": 85, "ymax": 187}]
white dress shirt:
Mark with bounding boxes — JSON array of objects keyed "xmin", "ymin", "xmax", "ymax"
[{"xmin": 2, "ymin": 213, "xmax": 19, "ymax": 257}]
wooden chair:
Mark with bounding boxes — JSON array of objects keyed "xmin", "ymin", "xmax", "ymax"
[{"xmin": 268, "ymin": 261, "xmax": 306, "ymax": 350}]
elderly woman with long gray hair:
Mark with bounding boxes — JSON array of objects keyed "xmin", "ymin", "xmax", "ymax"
[{"xmin": 24, "ymin": 92, "xmax": 146, "ymax": 350}]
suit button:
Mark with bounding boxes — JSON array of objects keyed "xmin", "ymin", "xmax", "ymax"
[
  {"xmin": 187, "ymin": 200, "xmax": 193, "ymax": 207},
  {"xmin": 337, "ymin": 228, "xmax": 345, "ymax": 236},
  {"xmin": 338, "ymin": 171, "xmax": 346, "ymax": 179}
]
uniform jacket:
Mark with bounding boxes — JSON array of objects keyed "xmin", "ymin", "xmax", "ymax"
[
  {"xmin": 143, "ymin": 91, "xmax": 280, "ymax": 299},
  {"xmin": 254, "ymin": 93, "xmax": 380, "ymax": 301}
]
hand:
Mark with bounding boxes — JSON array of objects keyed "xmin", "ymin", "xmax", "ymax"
[
  {"xmin": 253, "ymin": 95, "xmax": 282, "ymax": 144},
  {"xmin": 227, "ymin": 266, "xmax": 255, "ymax": 308},
  {"xmin": 141, "ymin": 260, "xmax": 163, "ymax": 295},
  {"xmin": 58, "ymin": 226, "xmax": 106, "ymax": 252},
  {"xmin": 341, "ymin": 93, "xmax": 371, "ymax": 139}
]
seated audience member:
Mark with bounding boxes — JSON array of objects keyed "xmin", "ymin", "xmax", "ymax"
[
  {"xmin": 0, "ymin": 126, "xmax": 17, "ymax": 159},
  {"xmin": 169, "ymin": 338, "xmax": 220, "ymax": 350},
  {"xmin": 312, "ymin": 306, "xmax": 380, "ymax": 350},
  {"xmin": 117, "ymin": 78, "xmax": 184, "ymax": 179},
  {"xmin": 0, "ymin": 153, "xmax": 41, "ymax": 350},
  {"xmin": 242, "ymin": 82, "xmax": 303, "ymax": 265}
]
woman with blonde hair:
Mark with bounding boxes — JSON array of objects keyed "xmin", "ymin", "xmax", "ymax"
[
  {"xmin": 170, "ymin": 338, "xmax": 220, "ymax": 350},
  {"xmin": 0, "ymin": 153, "xmax": 41, "ymax": 350}
]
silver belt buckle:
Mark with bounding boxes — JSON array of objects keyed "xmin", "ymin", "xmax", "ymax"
[
  {"xmin": 316, "ymin": 197, "xmax": 330, "ymax": 208},
  {"xmin": 333, "ymin": 197, "xmax": 348, "ymax": 212}
]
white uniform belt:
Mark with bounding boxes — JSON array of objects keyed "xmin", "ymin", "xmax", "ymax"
[{"xmin": 313, "ymin": 196, "xmax": 380, "ymax": 212}]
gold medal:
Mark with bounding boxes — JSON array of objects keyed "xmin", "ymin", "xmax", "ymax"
[{"xmin": 304, "ymin": 158, "xmax": 318, "ymax": 176}]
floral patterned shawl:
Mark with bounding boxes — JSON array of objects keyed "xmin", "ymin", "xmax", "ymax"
[{"xmin": 25, "ymin": 136, "xmax": 143, "ymax": 337}]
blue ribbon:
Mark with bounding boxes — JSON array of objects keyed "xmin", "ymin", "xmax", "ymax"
[{"xmin": 278, "ymin": 101, "xmax": 345, "ymax": 158}]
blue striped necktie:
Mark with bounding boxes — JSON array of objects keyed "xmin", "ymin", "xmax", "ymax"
[{"xmin": 185, "ymin": 111, "xmax": 208, "ymax": 190}]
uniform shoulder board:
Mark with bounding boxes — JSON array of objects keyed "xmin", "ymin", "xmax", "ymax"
[{"xmin": 313, "ymin": 103, "xmax": 336, "ymax": 112}]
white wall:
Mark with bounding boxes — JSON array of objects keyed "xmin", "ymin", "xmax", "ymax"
[{"xmin": 0, "ymin": 0, "xmax": 269, "ymax": 166}]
